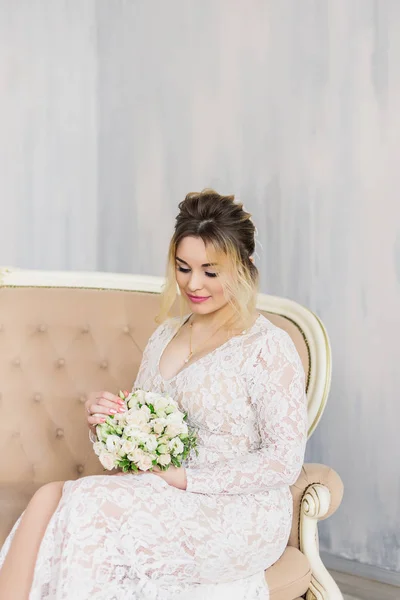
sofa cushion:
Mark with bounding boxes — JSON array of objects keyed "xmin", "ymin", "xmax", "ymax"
[{"xmin": 265, "ymin": 546, "xmax": 311, "ymax": 600}]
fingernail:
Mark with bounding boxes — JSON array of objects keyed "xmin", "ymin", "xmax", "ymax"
[
  {"xmin": 118, "ymin": 407, "xmax": 126, "ymax": 413},
  {"xmin": 100, "ymin": 418, "xmax": 106, "ymax": 422},
  {"xmin": 109, "ymin": 409, "xmax": 117, "ymax": 414}
]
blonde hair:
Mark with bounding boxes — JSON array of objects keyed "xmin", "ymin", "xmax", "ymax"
[{"xmin": 155, "ymin": 189, "xmax": 260, "ymax": 332}]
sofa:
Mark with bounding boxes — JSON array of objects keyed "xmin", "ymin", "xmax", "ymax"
[{"xmin": 0, "ymin": 267, "xmax": 344, "ymax": 599}]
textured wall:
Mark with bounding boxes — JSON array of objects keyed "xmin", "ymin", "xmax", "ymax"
[
  {"xmin": 0, "ymin": 0, "xmax": 98, "ymax": 270},
  {"xmin": 1, "ymin": 0, "xmax": 400, "ymax": 574}
]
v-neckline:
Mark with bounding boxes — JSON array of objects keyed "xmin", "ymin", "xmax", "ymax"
[{"xmin": 157, "ymin": 312, "xmax": 262, "ymax": 383}]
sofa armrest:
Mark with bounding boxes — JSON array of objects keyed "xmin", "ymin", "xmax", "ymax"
[
  {"xmin": 289, "ymin": 464, "xmax": 344, "ymax": 600},
  {"xmin": 289, "ymin": 463, "xmax": 344, "ymax": 548}
]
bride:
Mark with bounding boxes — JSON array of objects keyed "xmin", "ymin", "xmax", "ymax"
[{"xmin": 0, "ymin": 189, "xmax": 308, "ymax": 599}]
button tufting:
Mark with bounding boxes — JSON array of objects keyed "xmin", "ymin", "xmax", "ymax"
[
  {"xmin": 76, "ymin": 464, "xmax": 84, "ymax": 474},
  {"xmin": 37, "ymin": 324, "xmax": 47, "ymax": 333},
  {"xmin": 12, "ymin": 431, "xmax": 20, "ymax": 438},
  {"xmin": 81, "ymin": 325, "xmax": 90, "ymax": 334},
  {"xmin": 57, "ymin": 358, "xmax": 65, "ymax": 368},
  {"xmin": 33, "ymin": 393, "xmax": 42, "ymax": 403},
  {"xmin": 79, "ymin": 394, "xmax": 86, "ymax": 403},
  {"xmin": 123, "ymin": 325, "xmax": 130, "ymax": 334},
  {"xmin": 56, "ymin": 428, "xmax": 64, "ymax": 438},
  {"xmin": 13, "ymin": 358, "xmax": 21, "ymax": 367},
  {"xmin": 100, "ymin": 360, "xmax": 108, "ymax": 369}
]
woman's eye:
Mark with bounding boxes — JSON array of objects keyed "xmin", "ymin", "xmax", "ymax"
[{"xmin": 176, "ymin": 266, "xmax": 218, "ymax": 278}]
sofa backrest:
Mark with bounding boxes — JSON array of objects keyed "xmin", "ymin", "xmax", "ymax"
[{"xmin": 0, "ymin": 268, "xmax": 331, "ymax": 546}]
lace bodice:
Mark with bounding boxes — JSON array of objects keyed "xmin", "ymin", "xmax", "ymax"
[{"xmin": 134, "ymin": 313, "xmax": 308, "ymax": 495}]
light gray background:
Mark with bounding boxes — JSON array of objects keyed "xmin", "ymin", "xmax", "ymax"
[{"xmin": 1, "ymin": 0, "xmax": 399, "ymax": 575}]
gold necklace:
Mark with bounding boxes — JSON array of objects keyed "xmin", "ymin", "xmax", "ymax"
[{"xmin": 184, "ymin": 315, "xmax": 243, "ymax": 364}]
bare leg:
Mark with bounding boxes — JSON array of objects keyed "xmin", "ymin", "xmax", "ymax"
[{"xmin": 0, "ymin": 481, "xmax": 65, "ymax": 600}]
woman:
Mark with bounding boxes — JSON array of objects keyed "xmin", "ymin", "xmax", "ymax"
[{"xmin": 0, "ymin": 189, "xmax": 308, "ymax": 599}]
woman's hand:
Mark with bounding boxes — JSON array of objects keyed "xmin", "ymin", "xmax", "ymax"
[
  {"xmin": 85, "ymin": 390, "xmax": 128, "ymax": 430},
  {"xmin": 151, "ymin": 465, "xmax": 187, "ymax": 490}
]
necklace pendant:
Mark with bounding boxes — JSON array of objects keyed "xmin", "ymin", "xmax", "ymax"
[{"xmin": 184, "ymin": 352, "xmax": 192, "ymax": 364}]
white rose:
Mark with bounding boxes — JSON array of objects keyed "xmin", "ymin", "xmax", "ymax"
[
  {"xmin": 139, "ymin": 423, "xmax": 152, "ymax": 435},
  {"xmin": 120, "ymin": 439, "xmax": 137, "ymax": 455},
  {"xmin": 99, "ymin": 451, "xmax": 117, "ymax": 470},
  {"xmin": 123, "ymin": 424, "xmax": 141, "ymax": 439},
  {"xmin": 165, "ymin": 423, "xmax": 185, "ymax": 438},
  {"xmin": 165, "ymin": 402, "xmax": 179, "ymax": 414},
  {"xmin": 154, "ymin": 397, "xmax": 169, "ymax": 411},
  {"xmin": 144, "ymin": 435, "xmax": 158, "ymax": 452},
  {"xmin": 126, "ymin": 389, "xmax": 146, "ymax": 409},
  {"xmin": 134, "ymin": 389, "xmax": 147, "ymax": 403},
  {"xmin": 157, "ymin": 435, "xmax": 169, "ymax": 445},
  {"xmin": 127, "ymin": 448, "xmax": 146, "ymax": 463},
  {"xmin": 165, "ymin": 411, "xmax": 184, "ymax": 424},
  {"xmin": 139, "ymin": 405, "xmax": 151, "ymax": 419},
  {"xmin": 105, "ymin": 435, "xmax": 122, "ymax": 453},
  {"xmin": 152, "ymin": 418, "xmax": 167, "ymax": 435},
  {"xmin": 93, "ymin": 441, "xmax": 105, "ymax": 457},
  {"xmin": 126, "ymin": 410, "xmax": 147, "ymax": 426},
  {"xmin": 144, "ymin": 392, "xmax": 163, "ymax": 405},
  {"xmin": 137, "ymin": 454, "xmax": 154, "ymax": 471},
  {"xmin": 158, "ymin": 453, "xmax": 171, "ymax": 467},
  {"xmin": 168, "ymin": 437, "xmax": 184, "ymax": 456},
  {"xmin": 157, "ymin": 444, "xmax": 169, "ymax": 455}
]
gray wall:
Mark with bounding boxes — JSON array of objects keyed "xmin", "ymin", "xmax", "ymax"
[{"xmin": 1, "ymin": 0, "xmax": 400, "ymax": 576}]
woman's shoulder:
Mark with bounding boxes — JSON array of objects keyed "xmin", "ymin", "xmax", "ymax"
[
  {"xmin": 247, "ymin": 312, "xmax": 291, "ymax": 341},
  {"xmin": 244, "ymin": 313, "xmax": 302, "ymax": 365}
]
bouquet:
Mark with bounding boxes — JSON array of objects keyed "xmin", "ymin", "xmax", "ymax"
[{"xmin": 92, "ymin": 389, "xmax": 198, "ymax": 473}]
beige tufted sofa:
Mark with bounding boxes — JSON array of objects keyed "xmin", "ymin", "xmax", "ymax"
[{"xmin": 0, "ymin": 267, "xmax": 344, "ymax": 600}]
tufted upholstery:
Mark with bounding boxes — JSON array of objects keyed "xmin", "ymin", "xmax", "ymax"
[{"xmin": 0, "ymin": 269, "xmax": 342, "ymax": 599}]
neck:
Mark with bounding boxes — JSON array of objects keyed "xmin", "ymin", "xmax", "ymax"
[{"xmin": 189, "ymin": 303, "xmax": 239, "ymax": 331}]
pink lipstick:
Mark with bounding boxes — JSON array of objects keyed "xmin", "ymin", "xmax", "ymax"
[{"xmin": 187, "ymin": 294, "xmax": 210, "ymax": 304}]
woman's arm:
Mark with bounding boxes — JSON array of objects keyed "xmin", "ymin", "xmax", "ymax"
[{"xmin": 184, "ymin": 328, "xmax": 308, "ymax": 495}]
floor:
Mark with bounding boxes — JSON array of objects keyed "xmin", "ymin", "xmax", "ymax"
[{"xmin": 330, "ymin": 570, "xmax": 400, "ymax": 600}]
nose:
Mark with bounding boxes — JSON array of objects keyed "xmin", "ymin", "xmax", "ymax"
[{"xmin": 187, "ymin": 271, "xmax": 204, "ymax": 293}]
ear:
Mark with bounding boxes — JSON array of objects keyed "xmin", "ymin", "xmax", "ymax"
[{"xmin": 249, "ymin": 256, "xmax": 255, "ymax": 264}]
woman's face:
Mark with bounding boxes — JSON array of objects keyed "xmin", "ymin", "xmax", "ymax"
[{"xmin": 175, "ymin": 236, "xmax": 229, "ymax": 314}]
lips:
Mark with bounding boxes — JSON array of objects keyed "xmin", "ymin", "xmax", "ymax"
[{"xmin": 187, "ymin": 294, "xmax": 210, "ymax": 303}]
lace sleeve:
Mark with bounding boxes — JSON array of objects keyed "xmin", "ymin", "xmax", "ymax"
[{"xmin": 185, "ymin": 328, "xmax": 308, "ymax": 495}]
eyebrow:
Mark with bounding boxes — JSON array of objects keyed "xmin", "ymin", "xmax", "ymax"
[{"xmin": 175, "ymin": 256, "xmax": 217, "ymax": 268}]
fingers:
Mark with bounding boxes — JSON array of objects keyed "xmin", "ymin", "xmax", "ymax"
[
  {"xmin": 96, "ymin": 391, "xmax": 125, "ymax": 404},
  {"xmin": 92, "ymin": 392, "xmax": 126, "ymax": 408},
  {"xmin": 90, "ymin": 401, "xmax": 126, "ymax": 416},
  {"xmin": 85, "ymin": 391, "xmax": 127, "ymax": 428},
  {"xmin": 87, "ymin": 414, "xmax": 107, "ymax": 426}
]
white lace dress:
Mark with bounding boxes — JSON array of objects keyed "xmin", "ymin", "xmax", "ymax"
[{"xmin": 0, "ymin": 313, "xmax": 308, "ymax": 600}]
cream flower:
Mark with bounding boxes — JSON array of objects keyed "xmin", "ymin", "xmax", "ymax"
[
  {"xmin": 105, "ymin": 435, "xmax": 122, "ymax": 453},
  {"xmin": 158, "ymin": 453, "xmax": 171, "ymax": 467},
  {"xmin": 99, "ymin": 451, "xmax": 117, "ymax": 470},
  {"xmin": 168, "ymin": 437, "xmax": 184, "ymax": 456},
  {"xmin": 137, "ymin": 454, "xmax": 154, "ymax": 471}
]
